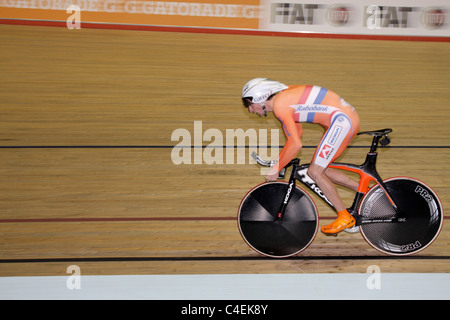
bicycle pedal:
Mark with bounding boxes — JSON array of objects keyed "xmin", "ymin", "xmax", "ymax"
[{"xmin": 324, "ymin": 232, "xmax": 338, "ymax": 237}]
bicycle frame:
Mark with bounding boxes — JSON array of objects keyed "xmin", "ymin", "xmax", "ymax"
[{"xmin": 272, "ymin": 130, "xmax": 403, "ymax": 226}]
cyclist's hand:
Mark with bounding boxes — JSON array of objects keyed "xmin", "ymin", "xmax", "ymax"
[{"xmin": 265, "ymin": 167, "xmax": 279, "ymax": 182}]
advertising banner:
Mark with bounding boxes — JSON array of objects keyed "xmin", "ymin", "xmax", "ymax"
[
  {"xmin": 0, "ymin": 0, "xmax": 262, "ymax": 29},
  {"xmin": 0, "ymin": 0, "xmax": 449, "ymax": 38},
  {"xmin": 259, "ymin": 0, "xmax": 449, "ymax": 37}
]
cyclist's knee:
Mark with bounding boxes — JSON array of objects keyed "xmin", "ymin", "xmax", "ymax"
[{"xmin": 308, "ymin": 164, "xmax": 325, "ymax": 182}]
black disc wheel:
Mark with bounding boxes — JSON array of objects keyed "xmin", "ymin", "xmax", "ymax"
[
  {"xmin": 238, "ymin": 182, "xmax": 318, "ymax": 258},
  {"xmin": 359, "ymin": 177, "xmax": 443, "ymax": 255}
]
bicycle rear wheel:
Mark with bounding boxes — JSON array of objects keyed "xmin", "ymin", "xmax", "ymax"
[
  {"xmin": 359, "ymin": 177, "xmax": 443, "ymax": 255},
  {"xmin": 238, "ymin": 182, "xmax": 318, "ymax": 258}
]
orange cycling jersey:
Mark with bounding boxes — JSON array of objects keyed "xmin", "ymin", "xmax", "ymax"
[{"xmin": 272, "ymin": 85, "xmax": 360, "ymax": 172}]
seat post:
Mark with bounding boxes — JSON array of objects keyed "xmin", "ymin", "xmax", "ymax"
[
  {"xmin": 369, "ymin": 135, "xmax": 381, "ymax": 153},
  {"xmin": 357, "ymin": 129, "xmax": 393, "ymax": 153}
]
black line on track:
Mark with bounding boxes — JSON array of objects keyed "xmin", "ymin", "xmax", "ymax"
[
  {"xmin": 1, "ymin": 255, "xmax": 449, "ymax": 264},
  {"xmin": 0, "ymin": 145, "xmax": 449, "ymax": 149}
]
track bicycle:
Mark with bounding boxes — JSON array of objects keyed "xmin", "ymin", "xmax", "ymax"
[{"xmin": 237, "ymin": 129, "xmax": 443, "ymax": 257}]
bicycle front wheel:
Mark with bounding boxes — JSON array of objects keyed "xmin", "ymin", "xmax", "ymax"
[
  {"xmin": 238, "ymin": 182, "xmax": 318, "ymax": 258},
  {"xmin": 359, "ymin": 177, "xmax": 443, "ymax": 255}
]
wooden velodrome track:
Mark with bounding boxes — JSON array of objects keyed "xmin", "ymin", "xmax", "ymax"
[{"xmin": 0, "ymin": 24, "xmax": 449, "ymax": 277}]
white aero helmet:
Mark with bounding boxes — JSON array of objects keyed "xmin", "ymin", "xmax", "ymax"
[{"xmin": 242, "ymin": 78, "xmax": 288, "ymax": 108}]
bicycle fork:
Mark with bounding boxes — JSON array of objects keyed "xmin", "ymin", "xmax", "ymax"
[{"xmin": 275, "ymin": 159, "xmax": 299, "ymax": 223}]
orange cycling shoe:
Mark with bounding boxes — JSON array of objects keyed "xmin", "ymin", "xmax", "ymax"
[{"xmin": 321, "ymin": 210, "xmax": 356, "ymax": 235}]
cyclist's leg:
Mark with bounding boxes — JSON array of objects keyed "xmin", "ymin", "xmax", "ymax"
[
  {"xmin": 309, "ymin": 163, "xmax": 347, "ymax": 211},
  {"xmin": 308, "ymin": 113, "xmax": 355, "ymax": 203},
  {"xmin": 323, "ymin": 110, "xmax": 360, "ymax": 192},
  {"xmin": 307, "ymin": 112, "xmax": 356, "ymax": 233},
  {"xmin": 324, "ymin": 168, "xmax": 359, "ymax": 192}
]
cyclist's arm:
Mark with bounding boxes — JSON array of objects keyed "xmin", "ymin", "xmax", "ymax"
[{"xmin": 272, "ymin": 109, "xmax": 303, "ymax": 173}]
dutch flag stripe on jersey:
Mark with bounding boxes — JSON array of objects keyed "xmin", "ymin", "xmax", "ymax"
[
  {"xmin": 295, "ymin": 86, "xmax": 330, "ymax": 123},
  {"xmin": 298, "ymin": 85, "xmax": 328, "ymax": 105}
]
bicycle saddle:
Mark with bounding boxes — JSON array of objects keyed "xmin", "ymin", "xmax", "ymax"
[
  {"xmin": 357, "ymin": 128, "xmax": 392, "ymax": 137},
  {"xmin": 358, "ymin": 128, "xmax": 392, "ymax": 147}
]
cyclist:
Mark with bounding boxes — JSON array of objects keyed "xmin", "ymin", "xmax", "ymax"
[{"xmin": 242, "ymin": 78, "xmax": 360, "ymax": 235}]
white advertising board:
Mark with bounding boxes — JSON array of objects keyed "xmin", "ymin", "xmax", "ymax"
[{"xmin": 259, "ymin": 0, "xmax": 449, "ymax": 37}]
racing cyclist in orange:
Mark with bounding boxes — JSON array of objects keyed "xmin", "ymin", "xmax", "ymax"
[{"xmin": 242, "ymin": 78, "xmax": 360, "ymax": 235}]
